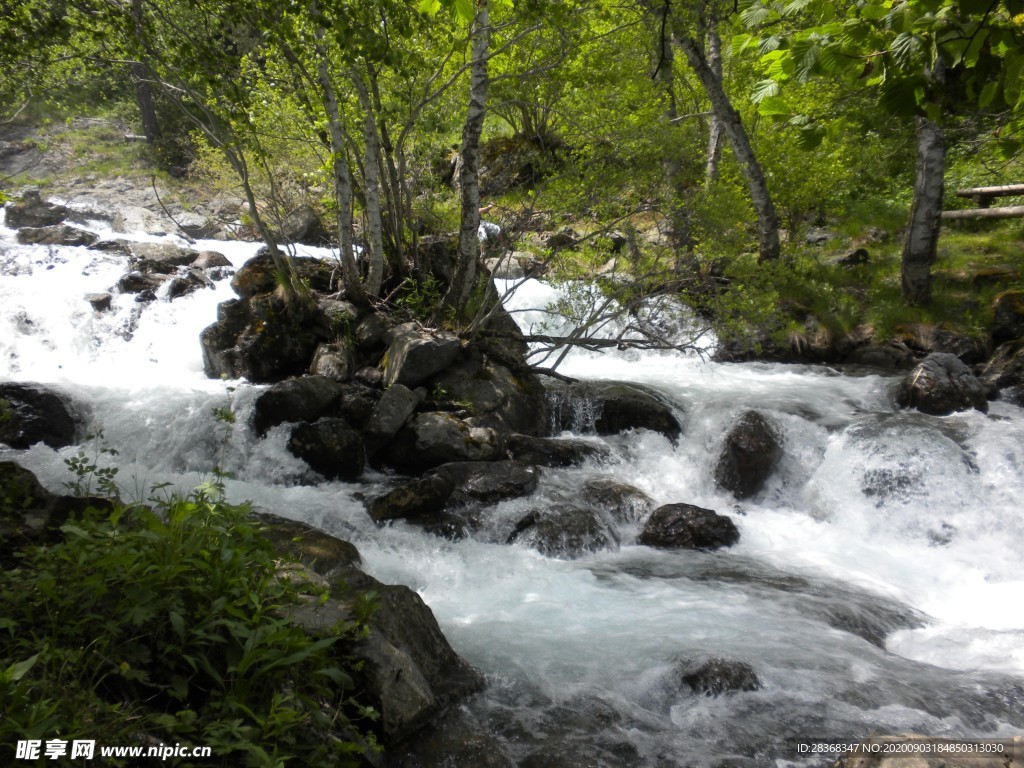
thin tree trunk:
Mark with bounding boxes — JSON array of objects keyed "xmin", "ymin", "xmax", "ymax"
[
  {"xmin": 130, "ymin": 0, "xmax": 160, "ymax": 143},
  {"xmin": 445, "ymin": 0, "xmax": 489, "ymax": 318},
  {"xmin": 676, "ymin": 34, "xmax": 780, "ymax": 263},
  {"xmin": 368, "ymin": 67, "xmax": 407, "ymax": 281},
  {"xmin": 901, "ymin": 114, "xmax": 945, "ymax": 305},
  {"xmin": 351, "ymin": 66, "xmax": 385, "ymax": 297},
  {"xmin": 705, "ymin": 22, "xmax": 723, "ymax": 185},
  {"xmin": 314, "ymin": 30, "xmax": 366, "ymax": 305}
]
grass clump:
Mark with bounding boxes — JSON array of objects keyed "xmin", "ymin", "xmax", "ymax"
[{"xmin": 0, "ymin": 487, "xmax": 375, "ymax": 767}]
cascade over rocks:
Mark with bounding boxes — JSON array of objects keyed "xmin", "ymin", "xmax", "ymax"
[
  {"xmin": 638, "ymin": 503, "xmax": 740, "ymax": 550},
  {"xmin": 714, "ymin": 410, "xmax": 783, "ymax": 499},
  {"xmin": 0, "ymin": 382, "xmax": 82, "ymax": 449},
  {"xmin": 4, "ymin": 189, "xmax": 68, "ymax": 228},
  {"xmin": 508, "ymin": 505, "xmax": 620, "ymax": 559},
  {"xmin": 504, "ymin": 433, "xmax": 610, "ymax": 467},
  {"xmin": 896, "ymin": 352, "xmax": 989, "ymax": 416},
  {"xmin": 287, "ymin": 417, "xmax": 365, "ymax": 480},
  {"xmin": 545, "ymin": 379, "xmax": 682, "ymax": 442},
  {"xmin": 579, "ymin": 479, "xmax": 654, "ymax": 523}
]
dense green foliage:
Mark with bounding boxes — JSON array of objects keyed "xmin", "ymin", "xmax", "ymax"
[{"xmin": 0, "ymin": 488, "xmax": 374, "ymax": 767}]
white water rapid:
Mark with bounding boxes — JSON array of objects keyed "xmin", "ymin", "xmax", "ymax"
[{"xmin": 2, "ymin": 210, "xmax": 1023, "ymax": 767}]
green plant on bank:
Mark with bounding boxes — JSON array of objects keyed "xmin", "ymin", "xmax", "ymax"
[
  {"xmin": 63, "ymin": 430, "xmax": 120, "ymax": 498},
  {"xmin": 0, "ymin": 486, "xmax": 377, "ymax": 767},
  {"xmin": 394, "ymin": 273, "xmax": 447, "ymax": 322}
]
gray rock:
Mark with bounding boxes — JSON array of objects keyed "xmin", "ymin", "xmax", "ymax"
[
  {"xmin": 804, "ymin": 226, "xmax": 836, "ymax": 245},
  {"xmin": 128, "ymin": 241, "xmax": 199, "ymax": 273},
  {"xmin": 990, "ymin": 290, "xmax": 1024, "ymax": 344},
  {"xmin": 4, "ymin": 190, "xmax": 68, "ymax": 228},
  {"xmin": 116, "ymin": 271, "xmax": 166, "ymax": 294},
  {"xmin": 978, "ymin": 340, "xmax": 1024, "ymax": 406},
  {"xmin": 714, "ymin": 411, "xmax": 783, "ymax": 499},
  {"xmin": 85, "ymin": 292, "xmax": 113, "ymax": 312},
  {"xmin": 190, "ymin": 250, "xmax": 232, "ymax": 269},
  {"xmin": 505, "ymin": 434, "xmax": 610, "ymax": 467},
  {"xmin": 436, "ymin": 460, "xmax": 540, "ymax": 506},
  {"xmin": 287, "ymin": 417, "xmax": 365, "ymax": 481},
  {"xmin": 255, "ymin": 513, "xmax": 362, "ymax": 579},
  {"xmin": 278, "ymin": 203, "xmax": 331, "ymax": 246},
  {"xmin": 0, "ymin": 382, "xmax": 82, "ymax": 449},
  {"xmin": 580, "ymin": 479, "xmax": 654, "ymax": 523},
  {"xmin": 252, "ymin": 375, "xmax": 346, "ymax": 435},
  {"xmin": 310, "ymin": 341, "xmax": 356, "ymax": 383},
  {"xmin": 366, "ymin": 474, "xmax": 456, "ymax": 524},
  {"xmin": 546, "ymin": 379, "xmax": 682, "ymax": 442},
  {"xmin": 382, "ymin": 412, "xmax": 500, "ymax": 474},
  {"xmin": 16, "ymin": 224, "xmax": 98, "ymax": 247},
  {"xmin": 354, "ymin": 313, "xmax": 389, "ymax": 350},
  {"xmin": 675, "ymin": 657, "xmax": 760, "ymax": 697},
  {"xmin": 638, "ymin": 503, "xmax": 739, "ymax": 550},
  {"xmin": 230, "ymin": 247, "xmax": 338, "ymax": 299},
  {"xmin": 364, "ymin": 384, "xmax": 421, "ymax": 451},
  {"xmin": 166, "ymin": 270, "xmax": 213, "ymax": 300},
  {"xmin": 383, "ymin": 324, "xmax": 461, "ymax": 389},
  {"xmin": 112, "ymin": 205, "xmax": 173, "ymax": 236},
  {"xmin": 385, "ymin": 708, "xmax": 516, "ymax": 768},
  {"xmin": 896, "ymin": 352, "xmax": 988, "ymax": 416}
]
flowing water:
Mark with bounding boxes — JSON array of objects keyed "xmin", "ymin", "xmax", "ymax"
[{"xmin": 2, "ymin": 211, "xmax": 1023, "ymax": 766}]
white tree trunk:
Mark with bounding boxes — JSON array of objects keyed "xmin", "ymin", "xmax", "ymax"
[{"xmin": 705, "ymin": 23, "xmax": 723, "ymax": 185}]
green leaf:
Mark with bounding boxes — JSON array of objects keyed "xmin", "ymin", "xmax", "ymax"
[
  {"xmin": 751, "ymin": 78, "xmax": 781, "ymax": 103},
  {"xmin": 454, "ymin": 0, "xmax": 475, "ymax": 22},
  {"xmin": 757, "ymin": 95, "xmax": 791, "ymax": 116},
  {"xmin": 859, "ymin": 3, "xmax": 890, "ymax": 21},
  {"xmin": 6, "ymin": 652, "xmax": 40, "ymax": 682},
  {"xmin": 979, "ymin": 79, "xmax": 999, "ymax": 109}
]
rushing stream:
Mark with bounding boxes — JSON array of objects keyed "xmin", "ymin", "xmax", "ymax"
[{"xmin": 2, "ymin": 210, "xmax": 1023, "ymax": 767}]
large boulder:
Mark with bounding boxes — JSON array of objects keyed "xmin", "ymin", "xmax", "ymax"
[
  {"xmin": 383, "ymin": 324, "xmax": 461, "ymax": 389},
  {"xmin": 896, "ymin": 352, "xmax": 988, "ymax": 416},
  {"xmin": 504, "ymin": 434, "xmax": 610, "ymax": 467},
  {"xmin": 309, "ymin": 341, "xmax": 357, "ymax": 384},
  {"xmin": 366, "ymin": 474, "xmax": 456, "ymax": 525},
  {"xmin": 436, "ymin": 460, "xmax": 540, "ymax": 506},
  {"xmin": 287, "ymin": 417, "xmax": 365, "ymax": 481},
  {"xmin": 230, "ymin": 247, "xmax": 339, "ymax": 299},
  {"xmin": 256, "ymin": 513, "xmax": 362, "ymax": 579},
  {"xmin": 363, "ymin": 384, "xmax": 422, "ymax": 454},
  {"xmin": 127, "ymin": 241, "xmax": 200, "ymax": 274},
  {"xmin": 508, "ymin": 505, "xmax": 620, "ymax": 559},
  {"xmin": 381, "ymin": 412, "xmax": 501, "ymax": 475},
  {"xmin": 200, "ymin": 296, "xmax": 331, "ymax": 383},
  {"xmin": 990, "ymin": 290, "xmax": 1024, "ymax": 344},
  {"xmin": 0, "ymin": 382, "xmax": 82, "ymax": 449},
  {"xmin": 16, "ymin": 224, "xmax": 99, "ymax": 247},
  {"xmin": 545, "ymin": 380, "xmax": 682, "ymax": 442},
  {"xmin": 429, "ymin": 350, "xmax": 547, "ymax": 436},
  {"xmin": 4, "ymin": 190, "xmax": 68, "ymax": 228},
  {"xmin": 714, "ymin": 410, "xmax": 783, "ymax": 499},
  {"xmin": 252, "ymin": 375, "xmax": 345, "ymax": 435},
  {"xmin": 277, "ymin": 203, "xmax": 331, "ymax": 246},
  {"xmin": 579, "ymin": 479, "xmax": 654, "ymax": 523},
  {"xmin": 638, "ymin": 503, "xmax": 739, "ymax": 550},
  {"xmin": 978, "ymin": 340, "xmax": 1024, "ymax": 406}
]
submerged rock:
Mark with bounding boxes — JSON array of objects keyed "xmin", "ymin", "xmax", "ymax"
[
  {"xmin": 509, "ymin": 505, "xmax": 619, "ymax": 559},
  {"xmin": 638, "ymin": 503, "xmax": 739, "ymax": 550},
  {"xmin": 580, "ymin": 479, "xmax": 654, "ymax": 523},
  {"xmin": 896, "ymin": 352, "xmax": 988, "ymax": 416},
  {"xmin": 714, "ymin": 410, "xmax": 783, "ymax": 499},
  {"xmin": 438, "ymin": 460, "xmax": 540, "ymax": 506},
  {"xmin": 0, "ymin": 382, "xmax": 82, "ymax": 449},
  {"xmin": 367, "ymin": 474, "xmax": 456, "ymax": 525},
  {"xmin": 505, "ymin": 434, "xmax": 610, "ymax": 467},
  {"xmin": 675, "ymin": 657, "xmax": 760, "ymax": 697}
]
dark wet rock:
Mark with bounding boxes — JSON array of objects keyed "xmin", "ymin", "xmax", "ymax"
[
  {"xmin": 364, "ymin": 384, "xmax": 421, "ymax": 452},
  {"xmin": 509, "ymin": 505, "xmax": 619, "ymax": 559},
  {"xmin": 278, "ymin": 203, "xmax": 331, "ymax": 246},
  {"xmin": 127, "ymin": 241, "xmax": 199, "ymax": 274},
  {"xmin": 384, "ymin": 708, "xmax": 516, "ymax": 768},
  {"xmin": 366, "ymin": 474, "xmax": 456, "ymax": 524},
  {"xmin": 255, "ymin": 513, "xmax": 362, "ymax": 579},
  {"xmin": 382, "ymin": 412, "xmax": 501, "ymax": 474},
  {"xmin": 230, "ymin": 246, "xmax": 338, "ymax": 299},
  {"xmin": 16, "ymin": 224, "xmax": 99, "ymax": 247},
  {"xmin": 383, "ymin": 323, "xmax": 461, "ymax": 389},
  {"xmin": 580, "ymin": 479, "xmax": 654, "ymax": 523},
  {"xmin": 0, "ymin": 382, "xmax": 81, "ymax": 449},
  {"xmin": 978, "ymin": 340, "xmax": 1024, "ymax": 406},
  {"xmin": 190, "ymin": 250, "xmax": 232, "ymax": 270},
  {"xmin": 319, "ymin": 299, "xmax": 360, "ymax": 334},
  {"xmin": 927, "ymin": 328, "xmax": 990, "ymax": 365},
  {"xmin": 354, "ymin": 312, "xmax": 389, "ymax": 350},
  {"xmin": 896, "ymin": 352, "xmax": 988, "ymax": 416},
  {"xmin": 430, "ymin": 350, "xmax": 547, "ymax": 436},
  {"xmin": 287, "ymin": 417, "xmax": 365, "ymax": 481},
  {"xmin": 200, "ymin": 296, "xmax": 331, "ymax": 383},
  {"xmin": 546, "ymin": 379, "xmax": 682, "ymax": 442},
  {"xmin": 166, "ymin": 269, "xmax": 213, "ymax": 300},
  {"xmin": 310, "ymin": 340, "xmax": 357, "ymax": 383},
  {"xmin": 4, "ymin": 190, "xmax": 68, "ymax": 228},
  {"xmin": 676, "ymin": 657, "xmax": 760, "ymax": 697},
  {"xmin": 991, "ymin": 290, "xmax": 1024, "ymax": 344},
  {"xmin": 88, "ymin": 238, "xmax": 133, "ymax": 256},
  {"xmin": 333, "ymin": 384, "xmax": 384, "ymax": 431},
  {"xmin": 544, "ymin": 228, "xmax": 578, "ymax": 250},
  {"xmin": 638, "ymin": 503, "xmax": 739, "ymax": 550},
  {"xmin": 252, "ymin": 375, "xmax": 346, "ymax": 436},
  {"xmin": 505, "ymin": 433, "xmax": 610, "ymax": 467},
  {"xmin": 116, "ymin": 271, "xmax": 166, "ymax": 294},
  {"xmin": 844, "ymin": 342, "xmax": 915, "ymax": 371},
  {"xmin": 85, "ymin": 292, "xmax": 113, "ymax": 312},
  {"xmin": 291, "ymin": 567, "xmax": 484, "ymax": 745},
  {"xmin": 356, "ymin": 366, "xmax": 385, "ymax": 388},
  {"xmin": 436, "ymin": 460, "xmax": 540, "ymax": 506},
  {"xmin": 714, "ymin": 410, "xmax": 783, "ymax": 499}
]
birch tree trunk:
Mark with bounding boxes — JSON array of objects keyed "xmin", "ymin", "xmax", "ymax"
[
  {"xmin": 130, "ymin": 0, "xmax": 160, "ymax": 143},
  {"xmin": 704, "ymin": 23, "xmax": 723, "ymax": 185},
  {"xmin": 445, "ymin": 0, "xmax": 489, "ymax": 318},
  {"xmin": 351, "ymin": 66, "xmax": 385, "ymax": 297},
  {"xmin": 676, "ymin": 34, "xmax": 780, "ymax": 263},
  {"xmin": 901, "ymin": 114, "xmax": 945, "ymax": 305}
]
